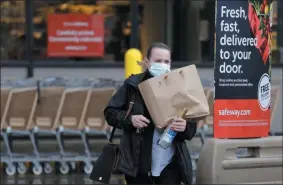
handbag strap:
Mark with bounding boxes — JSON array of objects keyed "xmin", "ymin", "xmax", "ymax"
[{"xmin": 108, "ymin": 93, "xmax": 136, "ymax": 143}]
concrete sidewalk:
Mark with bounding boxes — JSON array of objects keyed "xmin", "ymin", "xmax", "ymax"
[{"xmin": 1, "ymin": 137, "xmax": 203, "ymax": 184}]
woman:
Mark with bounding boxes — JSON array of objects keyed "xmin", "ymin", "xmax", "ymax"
[{"xmin": 104, "ymin": 42, "xmax": 197, "ymax": 184}]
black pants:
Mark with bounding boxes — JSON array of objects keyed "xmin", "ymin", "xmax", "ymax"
[{"xmin": 125, "ymin": 160, "xmax": 181, "ymax": 184}]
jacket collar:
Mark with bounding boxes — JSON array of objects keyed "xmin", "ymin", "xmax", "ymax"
[{"xmin": 125, "ymin": 70, "xmax": 153, "ymax": 89}]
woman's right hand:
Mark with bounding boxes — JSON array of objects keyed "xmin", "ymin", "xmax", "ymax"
[{"xmin": 131, "ymin": 115, "xmax": 150, "ymax": 129}]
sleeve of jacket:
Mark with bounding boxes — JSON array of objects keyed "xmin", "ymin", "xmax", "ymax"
[
  {"xmin": 104, "ymin": 83, "xmax": 134, "ymax": 131},
  {"xmin": 176, "ymin": 120, "xmax": 197, "ymax": 141}
]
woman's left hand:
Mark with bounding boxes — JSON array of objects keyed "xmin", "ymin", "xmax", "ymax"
[{"xmin": 171, "ymin": 118, "xmax": 187, "ymax": 132}]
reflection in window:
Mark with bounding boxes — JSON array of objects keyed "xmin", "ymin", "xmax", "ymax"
[
  {"xmin": 32, "ymin": 0, "xmax": 143, "ymax": 62},
  {"xmin": 200, "ymin": 0, "xmax": 215, "ymax": 62},
  {"xmin": 0, "ymin": 0, "xmax": 26, "ymax": 60}
]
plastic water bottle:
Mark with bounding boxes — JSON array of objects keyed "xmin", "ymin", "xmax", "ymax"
[{"xmin": 157, "ymin": 108, "xmax": 188, "ymax": 149}]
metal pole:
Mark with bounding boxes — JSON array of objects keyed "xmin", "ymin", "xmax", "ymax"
[
  {"xmin": 164, "ymin": 0, "xmax": 173, "ymax": 48},
  {"xmin": 164, "ymin": 0, "xmax": 168, "ymax": 45},
  {"xmin": 25, "ymin": 0, "xmax": 34, "ymax": 78},
  {"xmin": 130, "ymin": 0, "xmax": 139, "ymax": 48}
]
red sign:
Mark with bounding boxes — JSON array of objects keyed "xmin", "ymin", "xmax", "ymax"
[
  {"xmin": 47, "ymin": 14, "xmax": 104, "ymax": 57},
  {"xmin": 214, "ymin": 100, "xmax": 270, "ymax": 138}
]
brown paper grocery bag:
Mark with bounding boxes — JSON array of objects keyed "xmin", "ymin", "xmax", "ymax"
[{"xmin": 138, "ymin": 64, "xmax": 209, "ymax": 129}]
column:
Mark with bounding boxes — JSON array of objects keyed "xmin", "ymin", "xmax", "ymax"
[
  {"xmin": 130, "ymin": 0, "xmax": 139, "ymax": 48},
  {"xmin": 25, "ymin": 0, "xmax": 34, "ymax": 78},
  {"xmin": 140, "ymin": 1, "xmax": 166, "ymax": 56},
  {"xmin": 164, "ymin": 0, "xmax": 173, "ymax": 49}
]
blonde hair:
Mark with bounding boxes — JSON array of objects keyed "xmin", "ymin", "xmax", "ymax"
[{"xmin": 137, "ymin": 61, "xmax": 146, "ymax": 71}]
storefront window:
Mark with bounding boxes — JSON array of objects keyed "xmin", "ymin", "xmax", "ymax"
[
  {"xmin": 0, "ymin": 0, "xmax": 26, "ymax": 60},
  {"xmin": 200, "ymin": 0, "xmax": 215, "ymax": 62},
  {"xmin": 32, "ymin": 0, "xmax": 143, "ymax": 62}
]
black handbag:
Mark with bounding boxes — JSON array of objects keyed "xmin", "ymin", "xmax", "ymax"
[{"xmin": 89, "ymin": 94, "xmax": 136, "ymax": 184}]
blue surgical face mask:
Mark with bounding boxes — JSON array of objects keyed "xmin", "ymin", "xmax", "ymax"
[{"xmin": 148, "ymin": 62, "xmax": 171, "ymax": 77}]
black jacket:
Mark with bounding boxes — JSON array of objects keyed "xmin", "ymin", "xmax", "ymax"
[{"xmin": 104, "ymin": 72, "xmax": 197, "ymax": 185}]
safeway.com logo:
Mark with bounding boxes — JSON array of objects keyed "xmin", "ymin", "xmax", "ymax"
[{"xmin": 218, "ymin": 109, "xmax": 251, "ymax": 117}]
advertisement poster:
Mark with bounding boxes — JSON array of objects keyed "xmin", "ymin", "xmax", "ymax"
[
  {"xmin": 47, "ymin": 14, "xmax": 104, "ymax": 57},
  {"xmin": 214, "ymin": 0, "xmax": 273, "ymax": 138}
]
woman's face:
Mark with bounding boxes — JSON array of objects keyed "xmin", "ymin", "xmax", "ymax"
[{"xmin": 145, "ymin": 48, "xmax": 171, "ymax": 68}]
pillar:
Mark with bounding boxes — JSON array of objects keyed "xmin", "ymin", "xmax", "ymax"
[{"xmin": 140, "ymin": 1, "xmax": 166, "ymax": 57}]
